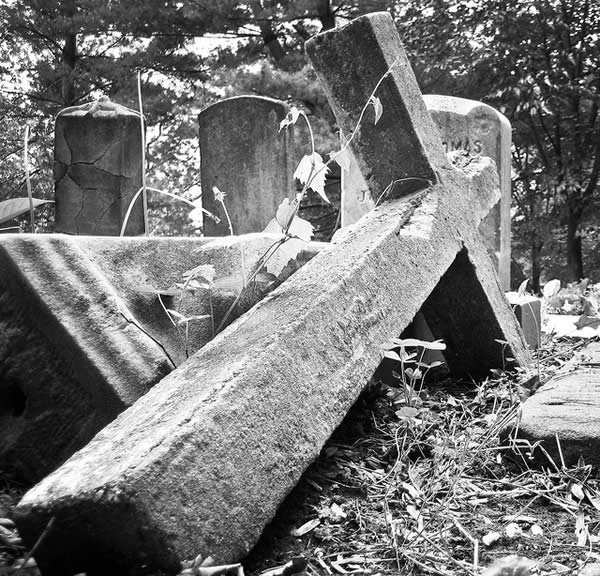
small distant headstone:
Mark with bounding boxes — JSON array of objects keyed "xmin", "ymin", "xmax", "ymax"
[
  {"xmin": 341, "ymin": 95, "xmax": 512, "ymax": 290},
  {"xmin": 505, "ymin": 293, "xmax": 541, "ymax": 349},
  {"xmin": 54, "ymin": 98, "xmax": 145, "ymax": 236},
  {"xmin": 199, "ymin": 96, "xmax": 303, "ymax": 236}
]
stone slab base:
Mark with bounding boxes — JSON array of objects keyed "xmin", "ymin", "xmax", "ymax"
[{"xmin": 513, "ymin": 341, "xmax": 600, "ymax": 467}]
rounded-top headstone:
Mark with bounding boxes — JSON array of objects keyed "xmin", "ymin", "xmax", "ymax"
[
  {"xmin": 54, "ymin": 98, "xmax": 145, "ymax": 236},
  {"xmin": 198, "ymin": 96, "xmax": 301, "ymax": 236},
  {"xmin": 423, "ymin": 95, "xmax": 511, "ymax": 290},
  {"xmin": 340, "ymin": 93, "xmax": 512, "ymax": 290}
]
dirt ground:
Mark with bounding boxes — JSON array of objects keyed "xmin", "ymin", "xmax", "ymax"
[{"xmin": 2, "ymin": 337, "xmax": 600, "ymax": 576}]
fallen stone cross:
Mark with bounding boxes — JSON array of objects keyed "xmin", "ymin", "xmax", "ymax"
[
  {"xmin": 0, "ymin": 233, "xmax": 323, "ymax": 482},
  {"xmin": 14, "ymin": 12, "xmax": 529, "ymax": 575}
]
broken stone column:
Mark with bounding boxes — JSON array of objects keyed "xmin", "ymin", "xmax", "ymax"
[
  {"xmin": 54, "ymin": 99, "xmax": 145, "ymax": 236},
  {"xmin": 0, "ymin": 233, "xmax": 323, "ymax": 482},
  {"xmin": 14, "ymin": 13, "xmax": 528, "ymax": 575},
  {"xmin": 199, "ymin": 96, "xmax": 304, "ymax": 236}
]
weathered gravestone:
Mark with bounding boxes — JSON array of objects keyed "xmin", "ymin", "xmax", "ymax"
[
  {"xmin": 199, "ymin": 95, "xmax": 341, "ymax": 241},
  {"xmin": 341, "ymin": 95, "xmax": 512, "ymax": 290},
  {"xmin": 424, "ymin": 95, "xmax": 512, "ymax": 290},
  {"xmin": 14, "ymin": 13, "xmax": 529, "ymax": 575},
  {"xmin": 0, "ymin": 233, "xmax": 323, "ymax": 482},
  {"xmin": 54, "ymin": 98, "xmax": 145, "ymax": 236},
  {"xmin": 199, "ymin": 96, "xmax": 304, "ymax": 236}
]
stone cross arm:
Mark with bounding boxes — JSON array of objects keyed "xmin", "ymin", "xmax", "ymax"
[
  {"xmin": 14, "ymin": 12, "xmax": 529, "ymax": 575},
  {"xmin": 305, "ymin": 11, "xmax": 527, "ymax": 372}
]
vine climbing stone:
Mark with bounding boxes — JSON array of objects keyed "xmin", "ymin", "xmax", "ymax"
[{"xmin": 15, "ymin": 12, "xmax": 530, "ymax": 575}]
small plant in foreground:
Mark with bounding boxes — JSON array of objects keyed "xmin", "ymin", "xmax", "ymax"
[{"xmin": 381, "ymin": 337, "xmax": 446, "ymax": 405}]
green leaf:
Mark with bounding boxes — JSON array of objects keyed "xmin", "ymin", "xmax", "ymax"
[
  {"xmin": 213, "ymin": 274, "xmax": 245, "ymax": 293},
  {"xmin": 571, "ymin": 483, "xmax": 585, "ymax": 500},
  {"xmin": 293, "ymin": 153, "xmax": 330, "ymax": 203},
  {"xmin": 399, "ymin": 349, "xmax": 417, "ymax": 362},
  {"xmin": 288, "ymin": 215, "xmax": 313, "ymax": 243},
  {"xmin": 383, "ymin": 350, "xmax": 401, "ymax": 362},
  {"xmin": 370, "ymin": 95, "xmax": 383, "ymax": 124},
  {"xmin": 183, "ymin": 264, "xmax": 216, "ymax": 284},
  {"xmin": 212, "ymin": 186, "xmax": 226, "ymax": 203},
  {"xmin": 279, "ymin": 106, "xmax": 301, "ymax": 132},
  {"xmin": 543, "ymin": 279, "xmax": 561, "ymax": 300},
  {"xmin": 176, "ymin": 314, "xmax": 211, "ymax": 325},
  {"xmin": 396, "ymin": 406, "xmax": 418, "ymax": 419},
  {"xmin": 181, "ymin": 279, "xmax": 210, "ymax": 291},
  {"xmin": 575, "ymin": 315, "xmax": 600, "ymax": 330},
  {"xmin": 166, "ymin": 308, "xmax": 185, "ymax": 320},
  {"xmin": 263, "ymin": 237, "xmax": 308, "ymax": 277},
  {"xmin": 416, "ymin": 360, "xmax": 444, "ymax": 369},
  {"xmin": 267, "ymin": 200, "xmax": 313, "ymax": 241},
  {"xmin": 381, "ymin": 341, "xmax": 399, "ymax": 351},
  {"xmin": 392, "ymin": 338, "xmax": 446, "ymax": 351},
  {"xmin": 517, "ymin": 278, "xmax": 528, "ymax": 297},
  {"xmin": 274, "ymin": 198, "xmax": 299, "ymax": 232},
  {"xmin": 254, "ymin": 271, "xmax": 278, "ymax": 287},
  {"xmin": 329, "ymin": 148, "xmax": 351, "ymax": 172},
  {"xmin": 0, "ymin": 197, "xmax": 52, "ymax": 224}
]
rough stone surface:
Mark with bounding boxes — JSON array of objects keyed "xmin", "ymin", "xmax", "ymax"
[
  {"xmin": 54, "ymin": 99, "xmax": 145, "ymax": 236},
  {"xmin": 0, "ymin": 234, "xmax": 322, "ymax": 482},
  {"xmin": 15, "ymin": 13, "xmax": 529, "ymax": 575},
  {"xmin": 199, "ymin": 95, "xmax": 339, "ymax": 241},
  {"xmin": 199, "ymin": 96, "xmax": 306, "ymax": 236},
  {"xmin": 515, "ymin": 341, "xmax": 600, "ymax": 468}
]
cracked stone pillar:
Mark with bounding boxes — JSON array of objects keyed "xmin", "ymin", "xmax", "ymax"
[{"xmin": 54, "ymin": 99, "xmax": 145, "ymax": 236}]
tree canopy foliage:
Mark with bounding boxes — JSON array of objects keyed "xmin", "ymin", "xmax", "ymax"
[{"xmin": 0, "ymin": 0, "xmax": 599, "ymax": 287}]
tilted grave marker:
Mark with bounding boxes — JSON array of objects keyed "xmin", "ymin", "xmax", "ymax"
[
  {"xmin": 15, "ymin": 13, "xmax": 529, "ymax": 575},
  {"xmin": 54, "ymin": 99, "xmax": 145, "ymax": 236},
  {"xmin": 199, "ymin": 96, "xmax": 305, "ymax": 236},
  {"xmin": 341, "ymin": 95, "xmax": 512, "ymax": 289},
  {"xmin": 0, "ymin": 233, "xmax": 323, "ymax": 482}
]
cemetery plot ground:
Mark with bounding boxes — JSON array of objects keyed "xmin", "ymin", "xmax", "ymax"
[{"xmin": 2, "ymin": 337, "xmax": 600, "ymax": 576}]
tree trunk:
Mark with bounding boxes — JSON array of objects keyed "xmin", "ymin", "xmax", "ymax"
[
  {"xmin": 316, "ymin": 0, "xmax": 335, "ymax": 30},
  {"xmin": 259, "ymin": 21, "xmax": 285, "ymax": 62},
  {"xmin": 531, "ymin": 240, "xmax": 542, "ymax": 294},
  {"xmin": 566, "ymin": 206, "xmax": 584, "ymax": 282},
  {"xmin": 61, "ymin": 32, "xmax": 78, "ymax": 106}
]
